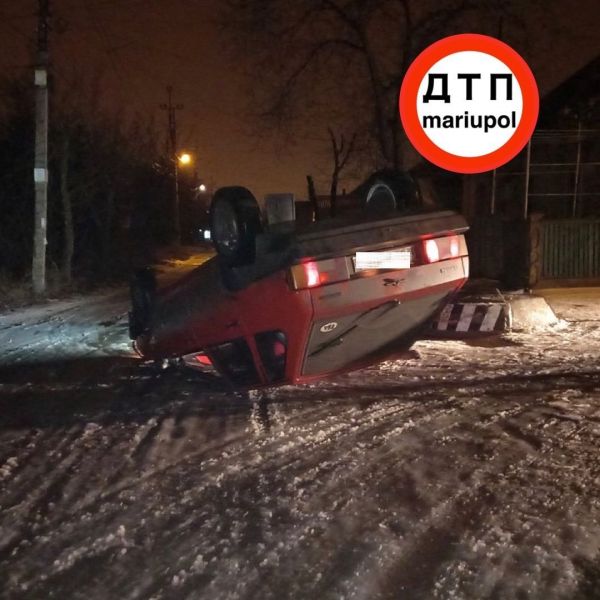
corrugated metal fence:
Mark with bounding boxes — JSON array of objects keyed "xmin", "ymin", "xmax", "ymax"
[{"xmin": 541, "ymin": 219, "xmax": 600, "ymax": 281}]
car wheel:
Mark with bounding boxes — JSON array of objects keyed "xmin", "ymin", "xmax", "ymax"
[
  {"xmin": 210, "ymin": 186, "xmax": 263, "ymax": 265},
  {"xmin": 364, "ymin": 182, "xmax": 397, "ymax": 214},
  {"xmin": 363, "ymin": 170, "xmax": 419, "ymax": 216}
]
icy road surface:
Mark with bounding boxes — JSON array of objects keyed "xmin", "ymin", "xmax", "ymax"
[{"xmin": 0, "ymin": 278, "xmax": 599, "ymax": 599}]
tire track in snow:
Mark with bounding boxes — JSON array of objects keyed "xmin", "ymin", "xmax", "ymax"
[
  {"xmin": 0, "ymin": 390, "xmax": 474, "ymax": 596},
  {"xmin": 1, "ymin": 311, "xmax": 600, "ymax": 598},
  {"xmin": 74, "ymin": 390, "xmax": 536, "ymax": 596}
]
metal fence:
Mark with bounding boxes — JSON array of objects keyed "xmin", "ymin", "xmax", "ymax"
[
  {"xmin": 487, "ymin": 128, "xmax": 600, "ymax": 219},
  {"xmin": 466, "ymin": 127, "xmax": 600, "ymax": 287},
  {"xmin": 540, "ymin": 219, "xmax": 600, "ymax": 281}
]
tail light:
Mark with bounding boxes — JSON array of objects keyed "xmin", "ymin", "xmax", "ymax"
[
  {"xmin": 289, "ymin": 257, "xmax": 351, "ymax": 290},
  {"xmin": 449, "ymin": 236, "xmax": 460, "ymax": 257},
  {"xmin": 424, "ymin": 239, "xmax": 440, "ymax": 263},
  {"xmin": 288, "ymin": 261, "xmax": 320, "ymax": 289},
  {"xmin": 304, "ymin": 261, "xmax": 320, "ymax": 287},
  {"xmin": 195, "ymin": 353, "xmax": 212, "ymax": 366},
  {"xmin": 424, "ymin": 235, "xmax": 464, "ymax": 263}
]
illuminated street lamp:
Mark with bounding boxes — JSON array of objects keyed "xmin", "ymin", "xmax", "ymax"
[
  {"xmin": 198, "ymin": 183, "xmax": 207, "ymax": 193},
  {"xmin": 178, "ymin": 152, "xmax": 192, "ymax": 166}
]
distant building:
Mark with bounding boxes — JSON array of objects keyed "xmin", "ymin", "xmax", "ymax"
[
  {"xmin": 463, "ymin": 53, "xmax": 600, "ymax": 221},
  {"xmin": 462, "ymin": 54, "xmax": 600, "ymax": 286}
]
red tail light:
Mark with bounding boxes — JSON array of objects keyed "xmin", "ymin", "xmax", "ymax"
[
  {"xmin": 195, "ymin": 354, "xmax": 212, "ymax": 366},
  {"xmin": 289, "ymin": 258, "xmax": 350, "ymax": 290},
  {"xmin": 449, "ymin": 236, "xmax": 460, "ymax": 257},
  {"xmin": 424, "ymin": 239, "xmax": 440, "ymax": 263},
  {"xmin": 304, "ymin": 261, "xmax": 320, "ymax": 287}
]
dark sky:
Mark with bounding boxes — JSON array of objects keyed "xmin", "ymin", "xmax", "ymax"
[{"xmin": 0, "ymin": 0, "xmax": 598, "ymax": 199}]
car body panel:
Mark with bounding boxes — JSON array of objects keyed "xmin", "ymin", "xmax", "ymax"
[{"xmin": 133, "ymin": 211, "xmax": 469, "ymax": 388}]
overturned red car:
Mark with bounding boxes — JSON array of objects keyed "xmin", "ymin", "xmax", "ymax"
[{"xmin": 129, "ymin": 171, "xmax": 469, "ymax": 387}]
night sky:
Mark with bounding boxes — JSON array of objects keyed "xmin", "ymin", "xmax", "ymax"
[{"xmin": 0, "ymin": 0, "xmax": 598, "ymax": 200}]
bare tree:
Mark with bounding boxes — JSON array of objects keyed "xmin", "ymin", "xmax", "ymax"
[
  {"xmin": 50, "ymin": 70, "xmax": 163, "ymax": 283},
  {"xmin": 0, "ymin": 71, "xmax": 167, "ymax": 288},
  {"xmin": 327, "ymin": 126, "xmax": 357, "ymax": 216},
  {"xmin": 222, "ymin": 0, "xmax": 533, "ymax": 170}
]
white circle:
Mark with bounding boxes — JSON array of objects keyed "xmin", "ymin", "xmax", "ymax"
[{"xmin": 416, "ymin": 51, "xmax": 523, "ymax": 157}]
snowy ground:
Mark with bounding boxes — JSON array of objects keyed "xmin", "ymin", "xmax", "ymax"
[{"xmin": 0, "ymin": 268, "xmax": 599, "ymax": 600}]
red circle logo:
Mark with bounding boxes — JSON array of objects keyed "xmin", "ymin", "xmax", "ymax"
[{"xmin": 400, "ymin": 34, "xmax": 539, "ymax": 173}]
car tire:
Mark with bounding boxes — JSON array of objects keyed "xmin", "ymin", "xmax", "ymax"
[
  {"xmin": 362, "ymin": 170, "xmax": 419, "ymax": 216},
  {"xmin": 210, "ymin": 186, "xmax": 263, "ymax": 265}
]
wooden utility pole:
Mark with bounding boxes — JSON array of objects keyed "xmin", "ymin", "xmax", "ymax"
[
  {"xmin": 160, "ymin": 86, "xmax": 183, "ymax": 245},
  {"xmin": 32, "ymin": 0, "xmax": 50, "ymax": 296}
]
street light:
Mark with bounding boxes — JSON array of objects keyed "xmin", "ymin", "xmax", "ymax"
[{"xmin": 178, "ymin": 152, "xmax": 192, "ymax": 165}]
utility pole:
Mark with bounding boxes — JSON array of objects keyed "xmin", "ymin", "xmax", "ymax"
[
  {"xmin": 160, "ymin": 86, "xmax": 183, "ymax": 245},
  {"xmin": 32, "ymin": 0, "xmax": 50, "ymax": 296}
]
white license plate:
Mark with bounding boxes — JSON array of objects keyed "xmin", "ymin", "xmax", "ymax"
[{"xmin": 355, "ymin": 249, "xmax": 411, "ymax": 270}]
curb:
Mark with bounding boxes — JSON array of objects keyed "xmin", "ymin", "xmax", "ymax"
[
  {"xmin": 505, "ymin": 295, "xmax": 558, "ymax": 330},
  {"xmin": 431, "ymin": 302, "xmax": 511, "ymax": 333},
  {"xmin": 431, "ymin": 294, "xmax": 559, "ymax": 335}
]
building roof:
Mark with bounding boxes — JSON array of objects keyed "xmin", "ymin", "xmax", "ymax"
[{"xmin": 538, "ymin": 54, "xmax": 600, "ymax": 126}]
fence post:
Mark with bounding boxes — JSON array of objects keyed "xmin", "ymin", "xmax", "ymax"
[{"xmin": 527, "ymin": 212, "xmax": 544, "ymax": 289}]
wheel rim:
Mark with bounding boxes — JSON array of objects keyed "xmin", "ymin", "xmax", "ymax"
[
  {"xmin": 212, "ymin": 199, "xmax": 240, "ymax": 256},
  {"xmin": 365, "ymin": 182, "xmax": 396, "ymax": 214}
]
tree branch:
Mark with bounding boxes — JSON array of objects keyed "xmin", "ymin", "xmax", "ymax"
[
  {"xmin": 262, "ymin": 37, "xmax": 363, "ymax": 118},
  {"xmin": 321, "ymin": 0, "xmax": 361, "ymax": 32}
]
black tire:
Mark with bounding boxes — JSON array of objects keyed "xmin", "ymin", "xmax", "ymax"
[
  {"xmin": 362, "ymin": 170, "xmax": 419, "ymax": 216},
  {"xmin": 210, "ymin": 186, "xmax": 263, "ymax": 265},
  {"xmin": 128, "ymin": 267, "xmax": 156, "ymax": 339}
]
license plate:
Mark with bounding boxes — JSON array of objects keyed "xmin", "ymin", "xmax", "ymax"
[{"xmin": 355, "ymin": 249, "xmax": 411, "ymax": 270}]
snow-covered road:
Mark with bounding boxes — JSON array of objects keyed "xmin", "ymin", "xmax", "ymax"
[{"xmin": 0, "ymin": 277, "xmax": 599, "ymax": 599}]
